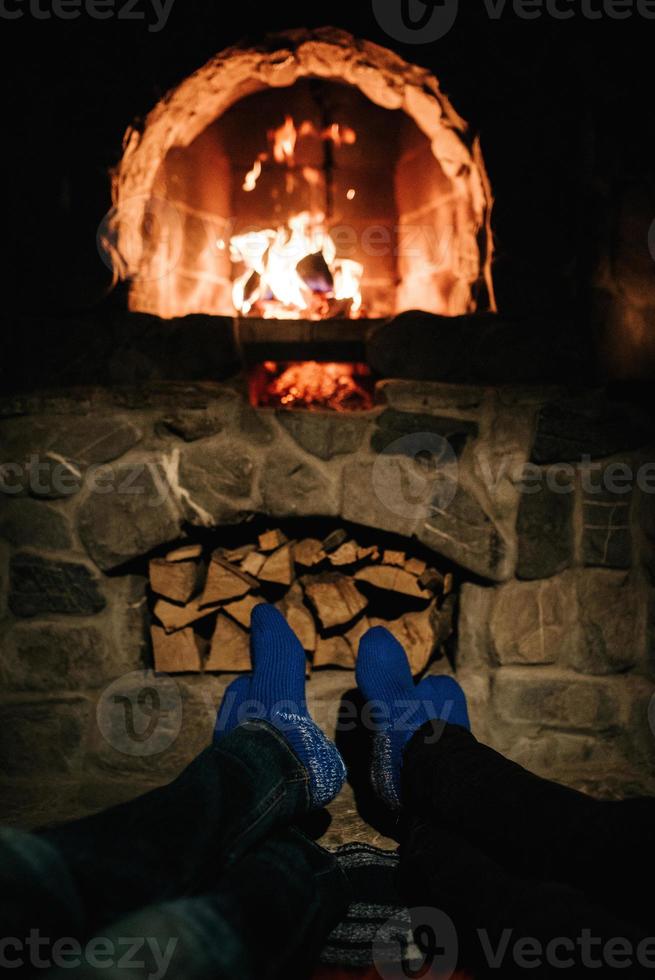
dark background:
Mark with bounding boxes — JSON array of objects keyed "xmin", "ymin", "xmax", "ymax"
[{"xmin": 3, "ymin": 2, "xmax": 654, "ymax": 356}]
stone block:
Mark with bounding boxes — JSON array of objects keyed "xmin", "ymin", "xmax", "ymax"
[
  {"xmin": 0, "ymin": 698, "xmax": 91, "ymax": 777},
  {"xmin": 573, "ymin": 571, "xmax": 641, "ymax": 675},
  {"xmin": 9, "ymin": 553, "xmax": 106, "ymax": 617},
  {"xmin": 493, "ymin": 669, "xmax": 621, "ymax": 732},
  {"xmin": 457, "ymin": 582, "xmax": 494, "ymax": 671},
  {"xmin": 532, "ymin": 393, "xmax": 653, "ymax": 463},
  {"xmin": 418, "ymin": 480, "xmax": 511, "ymax": 582},
  {"xmin": 0, "ymin": 499, "xmax": 72, "ymax": 551},
  {"xmin": 516, "ymin": 478, "xmax": 574, "ymax": 579},
  {"xmin": 581, "ymin": 467, "xmax": 632, "ymax": 569},
  {"xmin": 77, "ymin": 461, "xmax": 182, "ymax": 570},
  {"xmin": 88, "ymin": 672, "xmax": 220, "ymax": 780},
  {"xmin": 491, "ymin": 577, "xmax": 576, "ymax": 666},
  {"xmin": 371, "ymin": 408, "xmax": 477, "ymax": 456},
  {"xmin": 1, "ymin": 623, "xmax": 110, "ymax": 691},
  {"xmin": 341, "ymin": 459, "xmax": 419, "ymax": 537},
  {"xmin": 178, "ymin": 439, "xmax": 255, "ymax": 527},
  {"xmin": 261, "ymin": 452, "xmax": 338, "ymax": 517},
  {"xmin": 278, "ymin": 410, "xmax": 370, "ymax": 460},
  {"xmin": 376, "ymin": 380, "xmax": 486, "ymax": 415}
]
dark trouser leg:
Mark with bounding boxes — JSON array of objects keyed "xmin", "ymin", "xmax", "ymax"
[
  {"xmin": 42, "ymin": 828, "xmax": 350, "ymax": 980},
  {"xmin": 402, "ymin": 721, "xmax": 655, "ymax": 923},
  {"xmin": 1, "ymin": 721, "xmax": 309, "ymax": 945},
  {"xmin": 400, "ymin": 817, "xmax": 652, "ymax": 979}
]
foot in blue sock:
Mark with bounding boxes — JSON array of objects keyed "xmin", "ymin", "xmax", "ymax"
[
  {"xmin": 213, "ymin": 605, "xmax": 346, "ymax": 809},
  {"xmin": 356, "ymin": 625, "xmax": 470, "ymax": 809}
]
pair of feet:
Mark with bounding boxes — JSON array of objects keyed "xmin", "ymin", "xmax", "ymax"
[{"xmin": 214, "ymin": 605, "xmax": 470, "ymax": 810}]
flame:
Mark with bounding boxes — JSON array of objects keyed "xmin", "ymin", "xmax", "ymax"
[
  {"xmin": 258, "ymin": 361, "xmax": 373, "ymax": 411},
  {"xmin": 230, "ymin": 211, "xmax": 363, "ymax": 319},
  {"xmin": 241, "ymin": 116, "xmax": 357, "ymax": 194}
]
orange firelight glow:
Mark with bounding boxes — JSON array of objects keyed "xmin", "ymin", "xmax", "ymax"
[
  {"xmin": 256, "ymin": 361, "xmax": 373, "ymax": 411},
  {"xmin": 231, "ymin": 116, "xmax": 362, "ymax": 321}
]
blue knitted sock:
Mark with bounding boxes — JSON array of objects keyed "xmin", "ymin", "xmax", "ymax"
[
  {"xmin": 356, "ymin": 626, "xmax": 470, "ymax": 810},
  {"xmin": 213, "ymin": 675, "xmax": 252, "ymax": 741},
  {"xmin": 246, "ymin": 604, "xmax": 346, "ymax": 809}
]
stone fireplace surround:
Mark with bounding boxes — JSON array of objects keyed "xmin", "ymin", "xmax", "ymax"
[{"xmin": 1, "ymin": 328, "xmax": 655, "ymax": 834}]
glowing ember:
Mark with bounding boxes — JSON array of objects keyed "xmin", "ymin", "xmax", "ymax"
[{"xmin": 255, "ymin": 361, "xmax": 373, "ymax": 412}]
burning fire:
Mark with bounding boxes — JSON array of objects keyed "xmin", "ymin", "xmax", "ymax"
[
  {"xmin": 255, "ymin": 361, "xmax": 373, "ymax": 412},
  {"xmin": 231, "ymin": 116, "xmax": 362, "ymax": 320}
]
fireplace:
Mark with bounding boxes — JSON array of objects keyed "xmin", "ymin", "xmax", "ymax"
[{"xmin": 1, "ymin": 26, "xmax": 655, "ymax": 834}]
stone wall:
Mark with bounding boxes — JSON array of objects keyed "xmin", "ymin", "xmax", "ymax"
[{"xmin": 1, "ymin": 378, "xmax": 654, "ymax": 826}]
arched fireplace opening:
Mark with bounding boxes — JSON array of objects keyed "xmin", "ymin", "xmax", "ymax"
[{"xmin": 108, "ymin": 29, "xmax": 495, "ymax": 324}]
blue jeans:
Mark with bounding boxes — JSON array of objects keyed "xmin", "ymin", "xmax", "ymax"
[{"xmin": 0, "ymin": 721, "xmax": 350, "ymax": 979}]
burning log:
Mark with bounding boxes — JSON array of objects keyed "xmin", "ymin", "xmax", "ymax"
[{"xmin": 302, "ymin": 572, "xmax": 368, "ymax": 629}]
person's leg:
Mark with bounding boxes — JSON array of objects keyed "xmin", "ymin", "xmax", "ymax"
[
  {"xmin": 30, "ymin": 719, "xmax": 309, "ymax": 939},
  {"xmin": 400, "ymin": 816, "xmax": 653, "ymax": 979},
  {"xmin": 357, "ymin": 625, "xmax": 655, "ymax": 923},
  {"xmin": 42, "ymin": 828, "xmax": 350, "ymax": 980}
]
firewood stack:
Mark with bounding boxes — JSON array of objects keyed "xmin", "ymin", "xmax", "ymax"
[{"xmin": 149, "ymin": 530, "xmax": 455, "ymax": 676}]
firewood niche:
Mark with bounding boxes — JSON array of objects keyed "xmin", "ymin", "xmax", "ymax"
[{"xmin": 149, "ymin": 522, "xmax": 456, "ymax": 676}]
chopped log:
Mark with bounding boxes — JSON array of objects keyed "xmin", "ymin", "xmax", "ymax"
[
  {"xmin": 225, "ymin": 544, "xmax": 256, "ymax": 563},
  {"xmin": 370, "ymin": 603, "xmax": 436, "ymax": 675},
  {"xmin": 354, "ymin": 565, "xmax": 432, "ymax": 600},
  {"xmin": 417, "ymin": 568, "xmax": 444, "ymax": 594},
  {"xmin": 431, "ymin": 593, "xmax": 456, "ymax": 647},
  {"xmin": 382, "ymin": 549, "xmax": 405, "ymax": 567},
  {"xmin": 345, "ymin": 615, "xmax": 371, "ymax": 657},
  {"xmin": 443, "ymin": 572, "xmax": 454, "ymax": 596},
  {"xmin": 240, "ymin": 551, "xmax": 266, "ymax": 577},
  {"xmin": 149, "ymin": 557, "xmax": 200, "ymax": 603},
  {"xmin": 154, "ymin": 596, "xmax": 220, "ymax": 633},
  {"xmin": 294, "ymin": 538, "xmax": 325, "ymax": 567},
  {"xmin": 224, "ymin": 594, "xmax": 265, "ymax": 629},
  {"xmin": 259, "ymin": 529, "xmax": 287, "ymax": 552},
  {"xmin": 279, "ymin": 584, "xmax": 317, "ymax": 651},
  {"xmin": 206, "ymin": 614, "xmax": 251, "ymax": 672},
  {"xmin": 357, "ymin": 545, "xmax": 380, "ymax": 562},
  {"xmin": 329, "ymin": 540, "xmax": 359, "ymax": 566},
  {"xmin": 313, "ymin": 635, "xmax": 356, "ymax": 669},
  {"xmin": 165, "ymin": 543, "xmax": 203, "ymax": 562},
  {"xmin": 201, "ymin": 556, "xmax": 258, "ymax": 606},
  {"xmin": 405, "ymin": 557, "xmax": 427, "ymax": 577},
  {"xmin": 302, "ymin": 573, "xmax": 368, "ymax": 629},
  {"xmin": 259, "ymin": 543, "xmax": 294, "ymax": 586},
  {"xmin": 322, "ymin": 528, "xmax": 348, "ymax": 553},
  {"xmin": 151, "ymin": 625, "xmax": 203, "ymax": 673}
]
